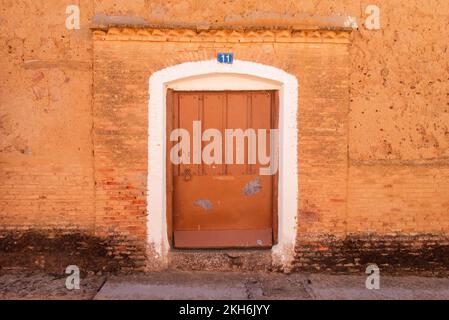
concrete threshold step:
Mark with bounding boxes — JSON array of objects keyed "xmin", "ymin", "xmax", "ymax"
[{"xmin": 168, "ymin": 249, "xmax": 273, "ymax": 272}]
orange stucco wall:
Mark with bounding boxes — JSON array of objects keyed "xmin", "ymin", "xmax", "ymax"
[{"xmin": 0, "ymin": 1, "xmax": 448, "ymax": 273}]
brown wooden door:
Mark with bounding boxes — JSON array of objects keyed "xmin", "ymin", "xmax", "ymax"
[{"xmin": 168, "ymin": 90, "xmax": 277, "ymax": 249}]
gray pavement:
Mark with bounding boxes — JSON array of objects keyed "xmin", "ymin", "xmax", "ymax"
[
  {"xmin": 1, "ymin": 270, "xmax": 448, "ymax": 300},
  {"xmin": 93, "ymin": 271, "xmax": 449, "ymax": 300}
]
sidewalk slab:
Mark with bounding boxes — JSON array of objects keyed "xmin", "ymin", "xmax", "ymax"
[{"xmin": 94, "ymin": 272, "xmax": 449, "ymax": 300}]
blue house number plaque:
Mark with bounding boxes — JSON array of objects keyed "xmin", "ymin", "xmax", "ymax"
[{"xmin": 217, "ymin": 52, "xmax": 233, "ymax": 64}]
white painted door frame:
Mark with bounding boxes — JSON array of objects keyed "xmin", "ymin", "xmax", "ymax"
[{"xmin": 147, "ymin": 60, "xmax": 298, "ymax": 269}]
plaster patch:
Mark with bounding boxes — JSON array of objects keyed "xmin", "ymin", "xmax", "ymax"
[
  {"xmin": 193, "ymin": 199, "xmax": 213, "ymax": 211},
  {"xmin": 242, "ymin": 177, "xmax": 262, "ymax": 196}
]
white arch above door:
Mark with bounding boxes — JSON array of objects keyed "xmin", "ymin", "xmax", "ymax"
[{"xmin": 168, "ymin": 73, "xmax": 280, "ymax": 91}]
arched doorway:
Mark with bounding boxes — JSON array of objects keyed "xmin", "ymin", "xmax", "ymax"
[{"xmin": 147, "ymin": 60, "xmax": 298, "ymax": 269}]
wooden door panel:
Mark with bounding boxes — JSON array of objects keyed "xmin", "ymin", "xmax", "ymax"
[
  {"xmin": 178, "ymin": 93, "xmax": 200, "ymax": 176},
  {"xmin": 174, "ymin": 229, "xmax": 273, "ymax": 249},
  {"xmin": 226, "ymin": 92, "xmax": 251, "ymax": 175},
  {"xmin": 202, "ymin": 93, "xmax": 225, "ymax": 176},
  {"xmin": 174, "ymin": 175, "xmax": 272, "ymax": 230},
  {"xmin": 170, "ymin": 91, "xmax": 276, "ymax": 249},
  {"xmin": 251, "ymin": 92, "xmax": 272, "ymax": 174}
]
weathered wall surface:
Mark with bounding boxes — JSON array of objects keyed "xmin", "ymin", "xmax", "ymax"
[
  {"xmin": 0, "ymin": 0, "xmax": 94, "ymax": 224},
  {"xmin": 0, "ymin": 0, "xmax": 448, "ymax": 273},
  {"xmin": 0, "ymin": 1, "xmax": 105, "ymax": 271},
  {"xmin": 92, "ymin": 29, "xmax": 350, "ymax": 271}
]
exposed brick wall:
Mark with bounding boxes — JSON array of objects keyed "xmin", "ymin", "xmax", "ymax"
[
  {"xmin": 0, "ymin": 228, "xmax": 142, "ymax": 272},
  {"xmin": 294, "ymin": 234, "xmax": 449, "ymax": 275},
  {"xmin": 347, "ymin": 165, "xmax": 449, "ymax": 234},
  {"xmin": 92, "ymin": 42, "xmax": 150, "ymax": 269},
  {"xmin": 0, "ymin": 166, "xmax": 94, "ymax": 227}
]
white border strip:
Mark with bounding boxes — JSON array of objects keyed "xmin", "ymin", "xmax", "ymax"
[{"xmin": 147, "ymin": 60, "xmax": 298, "ymax": 269}]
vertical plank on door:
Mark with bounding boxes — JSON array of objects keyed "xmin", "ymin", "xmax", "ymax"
[
  {"xmin": 178, "ymin": 93, "xmax": 201, "ymax": 177},
  {"xmin": 202, "ymin": 93, "xmax": 225, "ymax": 176},
  {"xmin": 226, "ymin": 92, "xmax": 250, "ymax": 176}
]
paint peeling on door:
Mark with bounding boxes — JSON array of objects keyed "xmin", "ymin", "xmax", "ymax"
[
  {"xmin": 193, "ymin": 199, "xmax": 213, "ymax": 211},
  {"xmin": 242, "ymin": 177, "xmax": 262, "ymax": 196}
]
